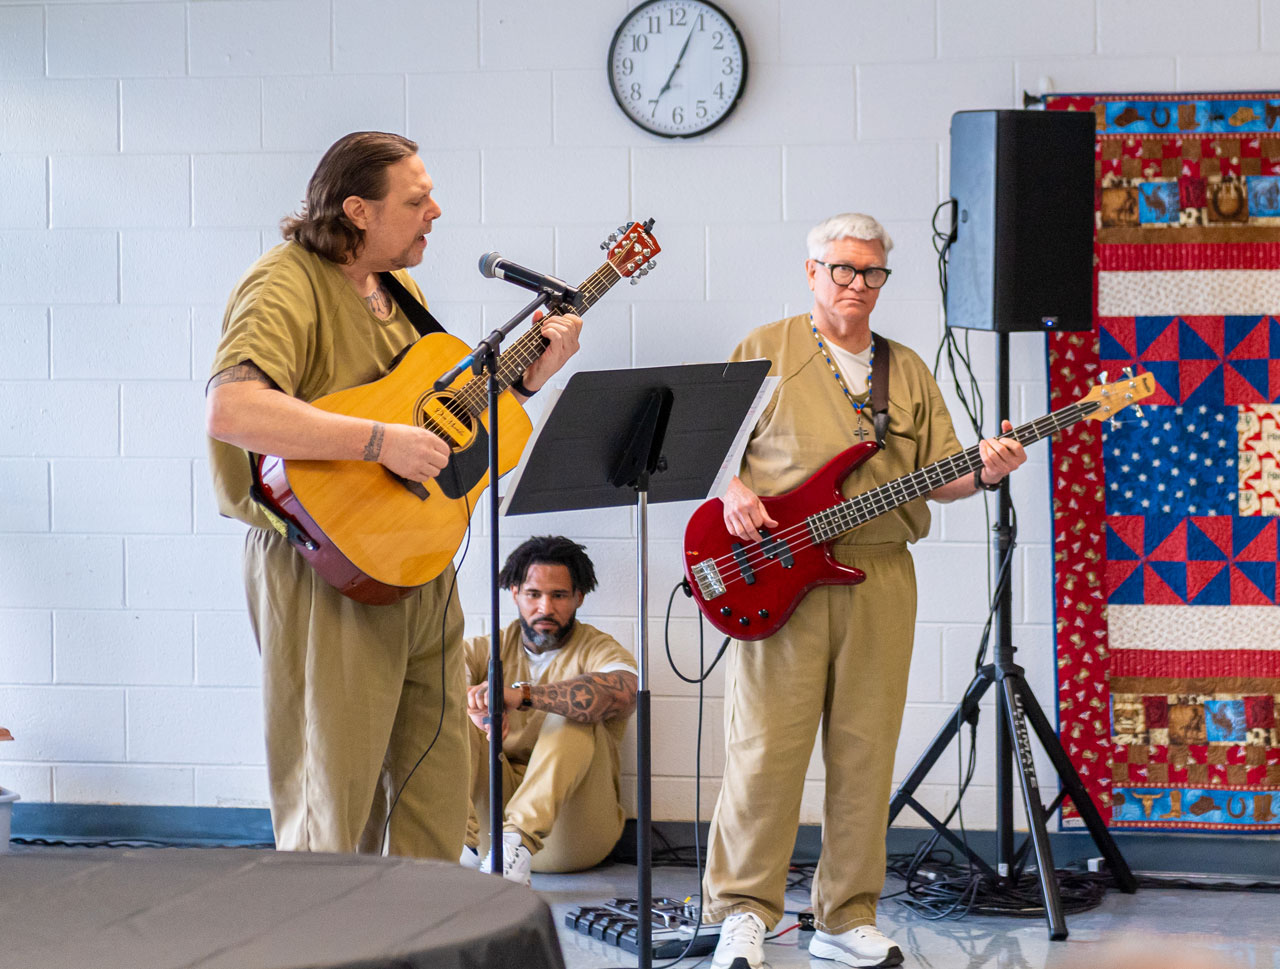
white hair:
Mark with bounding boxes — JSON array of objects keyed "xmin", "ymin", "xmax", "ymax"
[{"xmin": 806, "ymin": 212, "xmax": 894, "ymax": 262}]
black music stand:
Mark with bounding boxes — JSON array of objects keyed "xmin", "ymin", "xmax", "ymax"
[{"xmin": 501, "ymin": 361, "xmax": 770, "ymax": 969}]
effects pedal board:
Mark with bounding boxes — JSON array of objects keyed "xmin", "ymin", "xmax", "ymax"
[{"xmin": 564, "ymin": 896, "xmax": 719, "ymax": 958}]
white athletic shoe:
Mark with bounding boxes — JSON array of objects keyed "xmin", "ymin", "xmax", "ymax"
[
  {"xmin": 710, "ymin": 911, "xmax": 766, "ymax": 969},
  {"xmin": 478, "ymin": 831, "xmax": 533, "ymax": 886},
  {"xmin": 809, "ymin": 924, "xmax": 904, "ymax": 967},
  {"xmin": 458, "ymin": 845, "xmax": 482, "ymax": 870}
]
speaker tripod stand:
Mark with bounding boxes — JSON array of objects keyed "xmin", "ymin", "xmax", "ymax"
[{"xmin": 888, "ymin": 333, "xmax": 1136, "ymax": 939}]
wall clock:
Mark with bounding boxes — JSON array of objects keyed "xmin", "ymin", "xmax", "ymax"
[{"xmin": 607, "ymin": 0, "xmax": 748, "ymax": 139}]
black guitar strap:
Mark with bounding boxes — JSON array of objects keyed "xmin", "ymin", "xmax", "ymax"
[
  {"xmin": 871, "ymin": 331, "xmax": 890, "ymax": 449},
  {"xmin": 379, "ymin": 271, "xmax": 446, "ymax": 337}
]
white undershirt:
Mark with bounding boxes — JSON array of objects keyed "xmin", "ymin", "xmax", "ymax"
[
  {"xmin": 824, "ymin": 339, "xmax": 873, "ymax": 396},
  {"xmin": 523, "ymin": 644, "xmax": 637, "ymax": 683}
]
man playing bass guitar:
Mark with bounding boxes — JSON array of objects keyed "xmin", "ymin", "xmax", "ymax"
[
  {"xmin": 706, "ymin": 213, "xmax": 1026, "ymax": 969},
  {"xmin": 204, "ymin": 132, "xmax": 582, "ymax": 860}
]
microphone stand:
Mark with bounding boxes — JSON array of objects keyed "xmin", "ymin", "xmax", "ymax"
[{"xmin": 434, "ymin": 284, "xmax": 575, "ymax": 880}]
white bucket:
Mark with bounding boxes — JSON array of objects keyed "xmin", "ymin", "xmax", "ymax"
[{"xmin": 0, "ymin": 788, "xmax": 20, "ymax": 852}]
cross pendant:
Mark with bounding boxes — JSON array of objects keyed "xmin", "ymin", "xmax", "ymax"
[{"xmin": 852, "ymin": 422, "xmax": 868, "ymax": 441}]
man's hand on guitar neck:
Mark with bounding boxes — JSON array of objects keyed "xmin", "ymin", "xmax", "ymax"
[
  {"xmin": 512, "ymin": 311, "xmax": 583, "ymax": 400},
  {"xmin": 930, "ymin": 419, "xmax": 1027, "ymax": 502},
  {"xmin": 723, "ymin": 476, "xmax": 778, "ymax": 542}
]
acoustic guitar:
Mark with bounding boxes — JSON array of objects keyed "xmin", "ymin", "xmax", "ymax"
[
  {"xmin": 255, "ymin": 220, "xmax": 661, "ymax": 605},
  {"xmin": 683, "ymin": 372, "xmax": 1156, "ymax": 640}
]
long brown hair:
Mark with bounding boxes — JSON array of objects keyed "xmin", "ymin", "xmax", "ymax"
[{"xmin": 281, "ymin": 131, "xmax": 419, "ymax": 263}]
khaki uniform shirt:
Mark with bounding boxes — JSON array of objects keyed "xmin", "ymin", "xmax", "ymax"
[
  {"xmin": 207, "ymin": 241, "xmax": 427, "ymax": 531},
  {"xmin": 465, "ymin": 621, "xmax": 636, "ymax": 766},
  {"xmin": 729, "ymin": 313, "xmax": 962, "ymax": 549}
]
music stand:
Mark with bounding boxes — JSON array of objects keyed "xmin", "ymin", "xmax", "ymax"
[{"xmin": 501, "ymin": 360, "xmax": 771, "ymax": 969}]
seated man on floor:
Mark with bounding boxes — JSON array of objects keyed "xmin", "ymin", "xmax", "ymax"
[{"xmin": 462, "ymin": 535, "xmax": 638, "ymax": 884}]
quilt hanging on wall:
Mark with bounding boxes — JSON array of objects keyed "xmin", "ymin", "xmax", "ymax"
[{"xmin": 1044, "ymin": 91, "xmax": 1280, "ymax": 832}]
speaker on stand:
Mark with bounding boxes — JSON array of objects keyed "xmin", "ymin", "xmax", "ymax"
[{"xmin": 889, "ymin": 108, "xmax": 1137, "ymax": 940}]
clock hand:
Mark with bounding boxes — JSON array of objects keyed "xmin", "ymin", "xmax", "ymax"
[{"xmin": 656, "ymin": 23, "xmax": 697, "ymax": 100}]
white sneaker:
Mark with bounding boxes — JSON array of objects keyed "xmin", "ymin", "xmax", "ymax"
[
  {"xmin": 809, "ymin": 924, "xmax": 903, "ymax": 967},
  {"xmin": 458, "ymin": 845, "xmax": 482, "ymax": 869},
  {"xmin": 478, "ymin": 831, "xmax": 532, "ymax": 886},
  {"xmin": 711, "ymin": 911, "xmax": 766, "ymax": 969}
]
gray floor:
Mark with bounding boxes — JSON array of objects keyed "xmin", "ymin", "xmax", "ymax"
[{"xmin": 537, "ymin": 863, "xmax": 1280, "ymax": 969}]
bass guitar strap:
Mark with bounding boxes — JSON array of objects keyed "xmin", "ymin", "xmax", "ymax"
[{"xmin": 870, "ymin": 331, "xmax": 890, "ymax": 449}]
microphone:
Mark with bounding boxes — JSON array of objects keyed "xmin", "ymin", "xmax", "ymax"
[{"xmin": 478, "ymin": 251, "xmax": 581, "ymax": 301}]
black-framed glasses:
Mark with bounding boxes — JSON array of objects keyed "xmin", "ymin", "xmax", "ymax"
[{"xmin": 813, "ymin": 260, "xmax": 892, "ymax": 289}]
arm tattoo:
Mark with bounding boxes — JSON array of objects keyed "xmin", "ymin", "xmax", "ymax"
[
  {"xmin": 363, "ymin": 422, "xmax": 385, "ymax": 461},
  {"xmin": 207, "ymin": 361, "xmax": 273, "ymax": 391},
  {"xmin": 531, "ymin": 671, "xmax": 637, "ymax": 724}
]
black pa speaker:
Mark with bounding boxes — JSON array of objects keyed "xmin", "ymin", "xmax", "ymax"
[{"xmin": 945, "ymin": 109, "xmax": 1096, "ymax": 332}]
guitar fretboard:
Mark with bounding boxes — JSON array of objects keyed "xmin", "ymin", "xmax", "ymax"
[
  {"xmin": 806, "ymin": 398, "xmax": 1101, "ymax": 543},
  {"xmin": 449, "ymin": 250, "xmax": 631, "ymax": 417}
]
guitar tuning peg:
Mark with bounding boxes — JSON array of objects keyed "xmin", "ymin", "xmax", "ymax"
[
  {"xmin": 638, "ymin": 267, "xmax": 648, "ymax": 276},
  {"xmin": 599, "ymin": 241, "xmax": 608, "ymax": 251},
  {"xmin": 1133, "ymin": 405, "xmax": 1145, "ymax": 418},
  {"xmin": 617, "ymin": 224, "xmax": 628, "ymax": 235},
  {"xmin": 645, "ymin": 259, "xmax": 656, "ymax": 270},
  {"xmin": 1099, "ymin": 370, "xmax": 1109, "ymax": 384},
  {"xmin": 1122, "ymin": 366, "xmax": 1134, "ymax": 378},
  {"xmin": 1109, "ymin": 416, "xmax": 1119, "ymax": 430},
  {"xmin": 629, "ymin": 276, "xmax": 640, "ymax": 285},
  {"xmin": 642, "ymin": 247, "xmax": 652, "ymax": 257}
]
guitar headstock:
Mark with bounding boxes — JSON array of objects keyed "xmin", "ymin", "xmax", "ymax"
[
  {"xmin": 602, "ymin": 218, "xmax": 660, "ymax": 284},
  {"xmin": 1080, "ymin": 369, "xmax": 1157, "ymax": 426}
]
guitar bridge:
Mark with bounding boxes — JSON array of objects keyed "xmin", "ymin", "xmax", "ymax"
[{"xmin": 691, "ymin": 560, "xmax": 726, "ymax": 600}]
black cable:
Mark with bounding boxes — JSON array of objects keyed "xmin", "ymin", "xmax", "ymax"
[
  {"xmin": 664, "ymin": 581, "xmax": 730, "ymax": 684},
  {"xmin": 380, "ymin": 501, "xmax": 471, "ymax": 851}
]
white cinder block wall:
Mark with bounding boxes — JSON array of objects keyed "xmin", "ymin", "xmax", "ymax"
[{"xmin": 2, "ymin": 0, "xmax": 1278, "ymax": 829}]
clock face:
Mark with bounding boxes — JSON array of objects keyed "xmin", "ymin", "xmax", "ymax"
[{"xmin": 607, "ymin": 0, "xmax": 747, "ymax": 139}]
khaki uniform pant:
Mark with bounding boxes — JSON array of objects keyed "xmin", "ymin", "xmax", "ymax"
[
  {"xmin": 245, "ymin": 527, "xmax": 470, "ymax": 860},
  {"xmin": 466, "ymin": 715, "xmax": 625, "ymax": 873},
  {"xmin": 703, "ymin": 544, "xmax": 917, "ymax": 932}
]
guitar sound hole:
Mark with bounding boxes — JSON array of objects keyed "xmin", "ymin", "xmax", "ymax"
[{"xmin": 415, "ymin": 391, "xmax": 475, "ymax": 449}]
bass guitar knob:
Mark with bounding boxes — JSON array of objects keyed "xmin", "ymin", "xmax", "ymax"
[
  {"xmin": 758, "ymin": 609, "xmax": 769, "ymax": 619},
  {"xmin": 720, "ymin": 607, "xmax": 732, "ymax": 617},
  {"xmin": 738, "ymin": 616, "xmax": 750, "ymax": 627}
]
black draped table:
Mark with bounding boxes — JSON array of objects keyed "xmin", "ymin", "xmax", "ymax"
[{"xmin": 0, "ymin": 848, "xmax": 565, "ymax": 969}]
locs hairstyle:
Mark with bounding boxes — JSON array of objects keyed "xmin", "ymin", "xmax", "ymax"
[{"xmin": 499, "ymin": 536, "xmax": 599, "ymax": 595}]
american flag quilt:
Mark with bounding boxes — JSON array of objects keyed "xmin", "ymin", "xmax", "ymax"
[{"xmin": 1045, "ymin": 92, "xmax": 1280, "ymax": 831}]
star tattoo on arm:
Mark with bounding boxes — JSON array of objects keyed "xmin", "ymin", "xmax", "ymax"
[{"xmin": 530, "ymin": 671, "xmax": 638, "ymax": 723}]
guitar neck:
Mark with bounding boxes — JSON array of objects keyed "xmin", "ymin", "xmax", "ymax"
[
  {"xmin": 808, "ymin": 397, "xmax": 1102, "ymax": 542},
  {"xmin": 452, "ymin": 259, "xmax": 623, "ymax": 416}
]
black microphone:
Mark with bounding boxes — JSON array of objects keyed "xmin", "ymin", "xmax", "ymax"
[{"xmin": 478, "ymin": 251, "xmax": 580, "ymax": 301}]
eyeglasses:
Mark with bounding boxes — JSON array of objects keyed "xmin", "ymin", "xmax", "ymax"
[{"xmin": 813, "ymin": 260, "xmax": 892, "ymax": 289}]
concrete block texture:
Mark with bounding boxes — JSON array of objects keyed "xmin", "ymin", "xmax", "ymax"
[
  {"xmin": 0, "ymin": 0, "xmax": 1272, "ymax": 827},
  {"xmin": 47, "ymin": 2, "xmax": 186, "ymax": 78}
]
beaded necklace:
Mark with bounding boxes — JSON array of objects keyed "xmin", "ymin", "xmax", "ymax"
[{"xmin": 809, "ymin": 314, "xmax": 873, "ymax": 441}]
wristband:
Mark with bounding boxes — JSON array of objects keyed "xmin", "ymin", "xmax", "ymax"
[
  {"xmin": 511, "ymin": 375, "xmax": 538, "ymax": 397},
  {"xmin": 974, "ymin": 468, "xmax": 1002, "ymax": 492}
]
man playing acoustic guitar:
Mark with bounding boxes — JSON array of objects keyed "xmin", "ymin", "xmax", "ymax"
[
  {"xmin": 205, "ymin": 132, "xmax": 582, "ymax": 860},
  {"xmin": 705, "ymin": 213, "xmax": 1026, "ymax": 969}
]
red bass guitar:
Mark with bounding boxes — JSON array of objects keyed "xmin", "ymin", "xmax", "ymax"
[{"xmin": 682, "ymin": 372, "xmax": 1155, "ymax": 640}]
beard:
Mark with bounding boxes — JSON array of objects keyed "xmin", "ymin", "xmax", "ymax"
[{"xmin": 520, "ymin": 615, "xmax": 575, "ymax": 652}]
